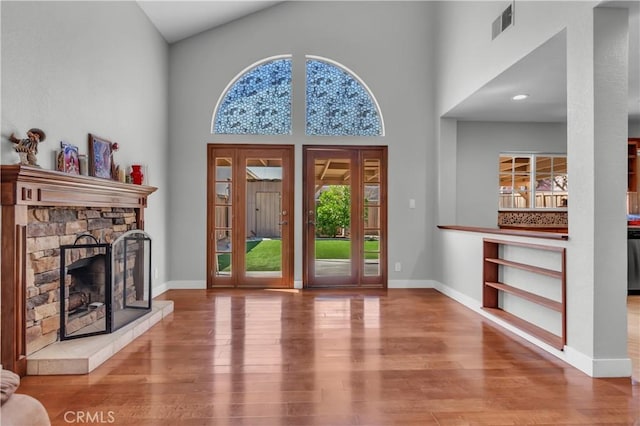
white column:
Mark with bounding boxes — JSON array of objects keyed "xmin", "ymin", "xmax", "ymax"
[
  {"xmin": 566, "ymin": 6, "xmax": 631, "ymax": 377},
  {"xmin": 437, "ymin": 118, "xmax": 458, "ymax": 224}
]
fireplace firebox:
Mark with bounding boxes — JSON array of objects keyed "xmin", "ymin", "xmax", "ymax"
[{"xmin": 59, "ymin": 230, "xmax": 152, "ymax": 340}]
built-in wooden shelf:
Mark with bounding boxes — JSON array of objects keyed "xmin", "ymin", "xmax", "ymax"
[
  {"xmin": 484, "ymin": 281, "xmax": 563, "ymax": 312},
  {"xmin": 484, "ymin": 258, "xmax": 562, "ymax": 279},
  {"xmin": 482, "ymin": 307, "xmax": 564, "ymax": 350},
  {"xmin": 483, "ymin": 238, "xmax": 566, "ymax": 350},
  {"xmin": 1, "ymin": 165, "xmax": 157, "ymax": 376}
]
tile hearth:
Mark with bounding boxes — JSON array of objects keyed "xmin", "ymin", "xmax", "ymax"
[{"xmin": 27, "ymin": 300, "xmax": 173, "ymax": 375}]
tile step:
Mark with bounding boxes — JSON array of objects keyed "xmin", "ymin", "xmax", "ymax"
[{"xmin": 27, "ymin": 300, "xmax": 173, "ymax": 375}]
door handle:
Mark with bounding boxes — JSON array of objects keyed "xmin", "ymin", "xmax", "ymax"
[{"xmin": 279, "ymin": 210, "xmax": 288, "ymax": 225}]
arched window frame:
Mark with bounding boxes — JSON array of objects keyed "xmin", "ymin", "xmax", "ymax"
[
  {"xmin": 211, "ymin": 54, "xmax": 293, "ymax": 135},
  {"xmin": 211, "ymin": 54, "xmax": 385, "ymax": 137},
  {"xmin": 305, "ymin": 55, "xmax": 385, "ymax": 137}
]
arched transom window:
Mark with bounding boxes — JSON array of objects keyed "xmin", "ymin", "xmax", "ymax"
[
  {"xmin": 212, "ymin": 55, "xmax": 384, "ymax": 137},
  {"xmin": 305, "ymin": 56, "xmax": 383, "ymax": 136},
  {"xmin": 213, "ymin": 55, "xmax": 292, "ymax": 135}
]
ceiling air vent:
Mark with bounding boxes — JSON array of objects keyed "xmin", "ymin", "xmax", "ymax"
[{"xmin": 492, "ymin": 2, "xmax": 514, "ymax": 40}]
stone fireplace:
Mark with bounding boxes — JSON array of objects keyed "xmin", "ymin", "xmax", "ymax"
[
  {"xmin": 27, "ymin": 207, "xmax": 142, "ymax": 351},
  {"xmin": 1, "ymin": 165, "xmax": 157, "ymax": 376}
]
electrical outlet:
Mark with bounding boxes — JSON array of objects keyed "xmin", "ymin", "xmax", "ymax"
[
  {"xmin": 154, "ymin": 268, "xmax": 159, "ymax": 280},
  {"xmin": 394, "ymin": 262, "xmax": 402, "ymax": 272}
]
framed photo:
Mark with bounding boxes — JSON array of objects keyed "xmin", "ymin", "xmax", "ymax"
[
  {"xmin": 57, "ymin": 141, "xmax": 80, "ymax": 175},
  {"xmin": 88, "ymin": 133, "xmax": 113, "ymax": 179}
]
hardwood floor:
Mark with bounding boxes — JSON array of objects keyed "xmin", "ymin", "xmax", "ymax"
[{"xmin": 17, "ymin": 289, "xmax": 640, "ymax": 425}]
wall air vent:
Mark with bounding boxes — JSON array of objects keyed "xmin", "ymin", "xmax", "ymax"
[{"xmin": 492, "ymin": 2, "xmax": 514, "ymax": 40}]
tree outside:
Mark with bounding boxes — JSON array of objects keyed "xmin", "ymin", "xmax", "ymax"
[{"xmin": 316, "ymin": 185, "xmax": 350, "ymax": 237}]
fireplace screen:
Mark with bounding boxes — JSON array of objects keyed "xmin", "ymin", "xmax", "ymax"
[
  {"xmin": 59, "ymin": 231, "xmax": 152, "ymax": 340},
  {"xmin": 60, "ymin": 235, "xmax": 110, "ymax": 339},
  {"xmin": 111, "ymin": 230, "xmax": 152, "ymax": 331}
]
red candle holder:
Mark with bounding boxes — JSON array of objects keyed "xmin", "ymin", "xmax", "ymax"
[{"xmin": 130, "ymin": 164, "xmax": 144, "ymax": 185}]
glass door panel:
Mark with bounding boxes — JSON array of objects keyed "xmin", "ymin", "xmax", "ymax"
[
  {"xmin": 362, "ymin": 158, "xmax": 382, "ymax": 279},
  {"xmin": 364, "ymin": 231, "xmax": 381, "ymax": 277},
  {"xmin": 313, "ymin": 157, "xmax": 353, "ymax": 277},
  {"xmin": 214, "ymin": 157, "xmax": 233, "ymax": 277},
  {"xmin": 244, "ymin": 157, "xmax": 283, "ymax": 278}
]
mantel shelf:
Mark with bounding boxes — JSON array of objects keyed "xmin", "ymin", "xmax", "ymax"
[{"xmin": 1, "ymin": 165, "xmax": 156, "ymax": 208}]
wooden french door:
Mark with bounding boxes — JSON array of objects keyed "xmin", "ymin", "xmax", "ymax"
[
  {"xmin": 207, "ymin": 144, "xmax": 294, "ymax": 288},
  {"xmin": 303, "ymin": 146, "xmax": 387, "ymax": 288}
]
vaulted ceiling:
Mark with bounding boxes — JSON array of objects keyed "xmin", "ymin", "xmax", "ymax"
[
  {"xmin": 137, "ymin": 1, "xmax": 282, "ymax": 44},
  {"xmin": 136, "ymin": 1, "xmax": 639, "ymax": 123}
]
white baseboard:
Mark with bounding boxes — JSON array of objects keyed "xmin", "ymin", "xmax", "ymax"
[
  {"xmin": 431, "ymin": 280, "xmax": 632, "ymax": 378},
  {"xmin": 432, "ymin": 280, "xmax": 482, "ymax": 309},
  {"xmin": 387, "ymin": 280, "xmax": 434, "ymax": 288},
  {"xmin": 590, "ymin": 357, "xmax": 634, "ymax": 378},
  {"xmin": 152, "ymin": 282, "xmax": 169, "ymax": 298},
  {"xmin": 563, "ymin": 346, "xmax": 633, "ymax": 378}
]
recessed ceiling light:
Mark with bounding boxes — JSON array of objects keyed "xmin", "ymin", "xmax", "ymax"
[{"xmin": 511, "ymin": 94, "xmax": 529, "ymax": 101}]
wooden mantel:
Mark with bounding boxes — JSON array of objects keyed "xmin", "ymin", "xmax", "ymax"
[
  {"xmin": 1, "ymin": 165, "xmax": 157, "ymax": 375},
  {"xmin": 1, "ymin": 164, "xmax": 156, "ymax": 209}
]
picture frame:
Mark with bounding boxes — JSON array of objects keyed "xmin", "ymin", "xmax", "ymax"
[
  {"xmin": 56, "ymin": 141, "xmax": 80, "ymax": 175},
  {"xmin": 88, "ymin": 133, "xmax": 113, "ymax": 179}
]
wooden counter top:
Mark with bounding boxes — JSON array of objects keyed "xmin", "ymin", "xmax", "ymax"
[{"xmin": 437, "ymin": 225, "xmax": 569, "ymax": 240}]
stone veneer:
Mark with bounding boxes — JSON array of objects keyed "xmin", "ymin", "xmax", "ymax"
[
  {"xmin": 498, "ymin": 210, "xmax": 568, "ymax": 228},
  {"xmin": 25, "ymin": 207, "xmax": 137, "ymax": 355}
]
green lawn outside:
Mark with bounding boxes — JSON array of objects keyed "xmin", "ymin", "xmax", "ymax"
[
  {"xmin": 244, "ymin": 239, "xmax": 282, "ymax": 271},
  {"xmin": 314, "ymin": 239, "xmax": 379, "ymax": 260},
  {"xmin": 218, "ymin": 239, "xmax": 282, "ymax": 272},
  {"xmin": 218, "ymin": 238, "xmax": 379, "ymax": 272}
]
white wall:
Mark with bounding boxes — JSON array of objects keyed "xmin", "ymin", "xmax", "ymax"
[
  {"xmin": 456, "ymin": 121, "xmax": 566, "ymax": 226},
  {"xmin": 1, "ymin": 1, "xmax": 170, "ymax": 288},
  {"xmin": 433, "ymin": 0, "xmax": 593, "ymax": 224},
  {"xmin": 631, "ymin": 119, "xmax": 640, "ymax": 137},
  {"xmin": 434, "ymin": 0, "xmax": 598, "ymax": 117},
  {"xmin": 168, "ymin": 1, "xmax": 436, "ymax": 284},
  {"xmin": 434, "ymin": 1, "xmax": 631, "ymax": 377}
]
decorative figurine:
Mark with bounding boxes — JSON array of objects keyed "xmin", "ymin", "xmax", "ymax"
[{"xmin": 9, "ymin": 128, "xmax": 46, "ymax": 167}]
